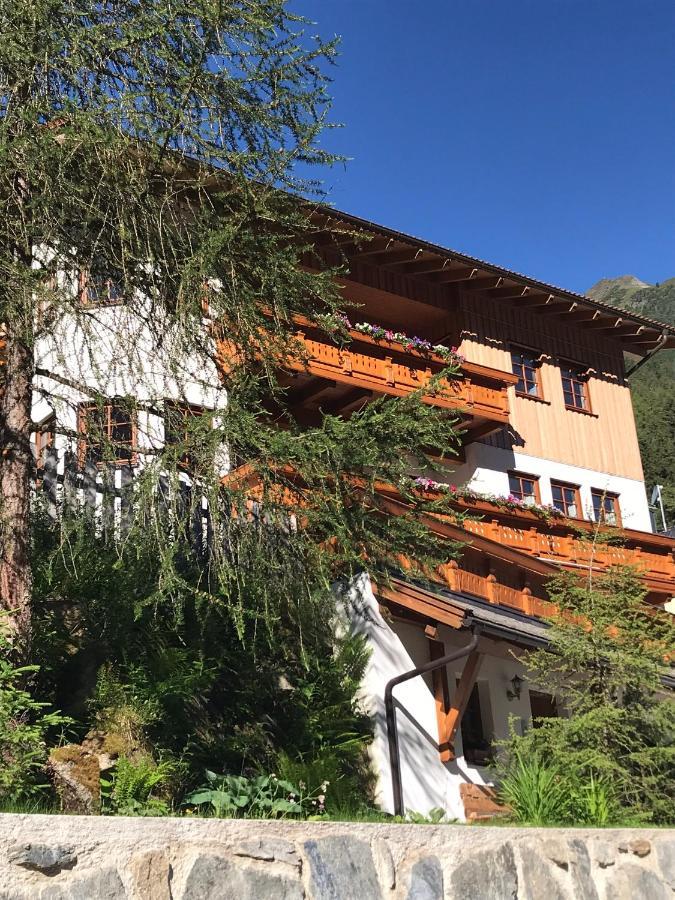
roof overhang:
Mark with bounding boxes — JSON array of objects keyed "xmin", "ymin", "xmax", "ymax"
[{"xmin": 308, "ymin": 206, "xmax": 675, "ymax": 356}]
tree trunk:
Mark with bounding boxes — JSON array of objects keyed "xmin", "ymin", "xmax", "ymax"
[{"xmin": 0, "ymin": 321, "xmax": 34, "ymax": 657}]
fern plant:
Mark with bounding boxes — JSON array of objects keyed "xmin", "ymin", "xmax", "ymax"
[{"xmin": 101, "ymin": 756, "xmax": 176, "ymax": 816}]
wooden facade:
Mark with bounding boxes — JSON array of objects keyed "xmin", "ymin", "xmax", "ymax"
[
  {"xmin": 225, "ymin": 207, "xmax": 675, "ymax": 629},
  {"xmin": 458, "ymin": 290, "xmax": 645, "ymax": 480}
]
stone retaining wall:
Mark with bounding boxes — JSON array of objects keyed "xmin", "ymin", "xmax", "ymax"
[{"xmin": 0, "ymin": 814, "xmax": 672, "ymax": 899}]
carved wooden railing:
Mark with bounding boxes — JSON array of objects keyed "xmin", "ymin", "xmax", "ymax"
[
  {"xmin": 280, "ymin": 319, "xmax": 516, "ymax": 424},
  {"xmin": 444, "ymin": 501, "xmax": 675, "ymax": 595}
]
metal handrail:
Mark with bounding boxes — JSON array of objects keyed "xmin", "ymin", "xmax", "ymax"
[{"xmin": 384, "ymin": 623, "xmax": 481, "ymax": 817}]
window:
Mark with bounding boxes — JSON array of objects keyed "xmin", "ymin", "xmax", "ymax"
[
  {"xmin": 78, "ymin": 401, "xmax": 136, "ymax": 466},
  {"xmin": 164, "ymin": 402, "xmax": 208, "ymax": 467},
  {"xmin": 529, "ymin": 690, "xmax": 558, "ymax": 726},
  {"xmin": 591, "ymin": 489, "xmax": 621, "ymax": 526},
  {"xmin": 560, "ymin": 362, "xmax": 589, "ymax": 411},
  {"xmin": 510, "ymin": 348, "xmax": 541, "ymax": 398},
  {"xmin": 460, "ymin": 681, "xmax": 493, "ymax": 766},
  {"xmin": 551, "ymin": 480, "xmax": 582, "ymax": 518},
  {"xmin": 34, "ymin": 416, "xmax": 56, "ymax": 472},
  {"xmin": 508, "ymin": 471, "xmax": 541, "ymax": 506},
  {"xmin": 79, "ymin": 269, "xmax": 124, "ymax": 306}
]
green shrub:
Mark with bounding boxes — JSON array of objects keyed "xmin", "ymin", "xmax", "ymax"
[
  {"xmin": 183, "ymin": 770, "xmax": 325, "ymax": 819},
  {"xmin": 497, "ymin": 749, "xmax": 571, "ymax": 826},
  {"xmin": 0, "ymin": 624, "xmax": 69, "ymax": 805},
  {"xmin": 101, "ymin": 755, "xmax": 177, "ymax": 816}
]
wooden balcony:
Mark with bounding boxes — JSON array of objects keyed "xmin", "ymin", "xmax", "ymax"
[
  {"xmin": 276, "ymin": 319, "xmax": 516, "ymax": 433},
  {"xmin": 375, "ymin": 485, "xmax": 675, "ymax": 605},
  {"xmin": 462, "ymin": 516, "xmax": 675, "ymax": 595}
]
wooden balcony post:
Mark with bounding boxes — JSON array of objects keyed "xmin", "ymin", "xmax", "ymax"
[
  {"xmin": 486, "ymin": 569, "xmax": 497, "ymax": 604},
  {"xmin": 442, "ymin": 559, "xmax": 459, "ymax": 591}
]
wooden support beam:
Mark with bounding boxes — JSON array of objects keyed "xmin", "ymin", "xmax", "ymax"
[
  {"xmin": 619, "ymin": 331, "xmax": 662, "ymax": 346},
  {"xmin": 463, "ymin": 276, "xmax": 505, "ymax": 292},
  {"xmin": 511, "ymin": 293, "xmax": 554, "ymax": 308},
  {"xmin": 444, "ymin": 650, "xmax": 484, "ymax": 751},
  {"xmin": 461, "ymin": 420, "xmax": 500, "ymax": 445},
  {"xmin": 583, "ymin": 315, "xmax": 622, "ymax": 331},
  {"xmin": 367, "ymin": 247, "xmax": 424, "ymax": 267},
  {"xmin": 488, "ymin": 285, "xmax": 531, "ymax": 301},
  {"xmin": 395, "ymin": 257, "xmax": 453, "ymax": 276},
  {"xmin": 288, "ymin": 377, "xmax": 335, "ymax": 407},
  {"xmin": 345, "ymin": 238, "xmax": 398, "ymax": 258},
  {"xmin": 563, "ymin": 309, "xmax": 602, "ymax": 324},
  {"xmin": 321, "ymin": 387, "xmax": 372, "ymax": 416},
  {"xmin": 431, "ymin": 266, "xmax": 480, "ymax": 284},
  {"xmin": 429, "ymin": 639, "xmax": 454, "ymax": 762}
]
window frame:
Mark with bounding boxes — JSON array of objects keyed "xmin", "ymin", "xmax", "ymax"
[
  {"xmin": 560, "ymin": 360, "xmax": 591, "ymax": 412},
  {"xmin": 550, "ymin": 479, "xmax": 583, "ymax": 519},
  {"xmin": 510, "ymin": 345, "xmax": 543, "ymax": 400},
  {"xmin": 163, "ymin": 400, "xmax": 209, "ymax": 468},
  {"xmin": 78, "ymin": 269, "xmax": 125, "ymax": 307},
  {"xmin": 591, "ymin": 489, "xmax": 622, "ymax": 527},
  {"xmin": 507, "ymin": 470, "xmax": 541, "ymax": 506},
  {"xmin": 34, "ymin": 415, "xmax": 56, "ymax": 473},
  {"xmin": 77, "ymin": 400, "xmax": 137, "ymax": 468}
]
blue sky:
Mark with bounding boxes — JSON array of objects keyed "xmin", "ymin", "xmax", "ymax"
[{"xmin": 295, "ymin": 1, "xmax": 675, "ymax": 293}]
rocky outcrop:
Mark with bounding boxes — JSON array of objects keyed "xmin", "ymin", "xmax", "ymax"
[{"xmin": 0, "ymin": 815, "xmax": 672, "ymax": 898}]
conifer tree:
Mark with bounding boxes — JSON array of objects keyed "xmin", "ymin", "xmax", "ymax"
[{"xmin": 0, "ymin": 1, "xmax": 462, "ymax": 660}]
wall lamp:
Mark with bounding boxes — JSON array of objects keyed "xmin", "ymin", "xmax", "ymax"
[{"xmin": 506, "ymin": 674, "xmax": 523, "ymax": 702}]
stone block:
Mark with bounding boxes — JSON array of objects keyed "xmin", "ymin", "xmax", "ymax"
[
  {"xmin": 628, "ymin": 838, "xmax": 651, "ymax": 858},
  {"xmin": 448, "ymin": 842, "xmax": 517, "ymax": 900},
  {"xmin": 655, "ymin": 837, "xmax": 675, "ymax": 888},
  {"xmin": 405, "ymin": 856, "xmax": 443, "ymax": 900},
  {"xmin": 541, "ymin": 837, "xmax": 571, "ymax": 870},
  {"xmin": 590, "ymin": 839, "xmax": 615, "ymax": 868},
  {"xmin": 182, "ymin": 854, "xmax": 303, "ymax": 900},
  {"xmin": 8, "ymin": 843, "xmax": 77, "ymax": 873},
  {"xmin": 129, "ymin": 850, "xmax": 172, "ymax": 900},
  {"xmin": 234, "ymin": 837, "xmax": 300, "ymax": 867},
  {"xmin": 371, "ymin": 838, "xmax": 395, "ymax": 891},
  {"xmin": 303, "ymin": 835, "xmax": 382, "ymax": 900},
  {"xmin": 517, "ymin": 845, "xmax": 567, "ymax": 900},
  {"xmin": 605, "ymin": 863, "xmax": 671, "ymax": 900},
  {"xmin": 568, "ymin": 840, "xmax": 598, "ymax": 900},
  {"xmin": 40, "ymin": 868, "xmax": 127, "ymax": 899}
]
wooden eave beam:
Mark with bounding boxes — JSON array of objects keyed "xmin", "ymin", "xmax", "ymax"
[
  {"xmin": 374, "ymin": 580, "xmax": 466, "ymax": 631},
  {"xmin": 337, "ymin": 237, "xmax": 393, "ymax": 257},
  {"xmin": 489, "ymin": 285, "xmax": 532, "ymax": 301},
  {"xmin": 431, "ymin": 266, "xmax": 481, "ymax": 284},
  {"xmin": 347, "ymin": 238, "xmax": 399, "ymax": 258},
  {"xmin": 564, "ymin": 309, "xmax": 603, "ymax": 324},
  {"xmin": 619, "ymin": 332, "xmax": 664, "ymax": 347},
  {"xmin": 463, "ymin": 276, "xmax": 505, "ymax": 292},
  {"xmin": 365, "ymin": 247, "xmax": 424, "ymax": 267},
  {"xmin": 583, "ymin": 315, "xmax": 622, "ymax": 331},
  {"xmin": 287, "ymin": 377, "xmax": 336, "ymax": 406},
  {"xmin": 395, "ymin": 257, "xmax": 453, "ymax": 275},
  {"xmin": 461, "ymin": 420, "xmax": 501, "ymax": 444},
  {"xmin": 321, "ymin": 387, "xmax": 372, "ymax": 415},
  {"xmin": 514, "ymin": 293, "xmax": 557, "ymax": 308}
]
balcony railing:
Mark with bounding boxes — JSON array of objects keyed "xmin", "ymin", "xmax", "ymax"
[
  {"xmin": 427, "ymin": 496, "xmax": 675, "ymax": 596},
  {"xmin": 279, "ymin": 318, "xmax": 516, "ymax": 428}
]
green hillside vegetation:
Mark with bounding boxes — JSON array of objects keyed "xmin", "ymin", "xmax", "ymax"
[{"xmin": 587, "ymin": 277, "xmax": 675, "ymax": 529}]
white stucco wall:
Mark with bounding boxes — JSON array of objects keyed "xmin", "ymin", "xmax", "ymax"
[
  {"xmin": 346, "ymin": 575, "xmax": 534, "ymax": 820},
  {"xmin": 445, "ymin": 441, "xmax": 653, "ymax": 533},
  {"xmin": 32, "ymin": 296, "xmax": 228, "ymax": 475}
]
